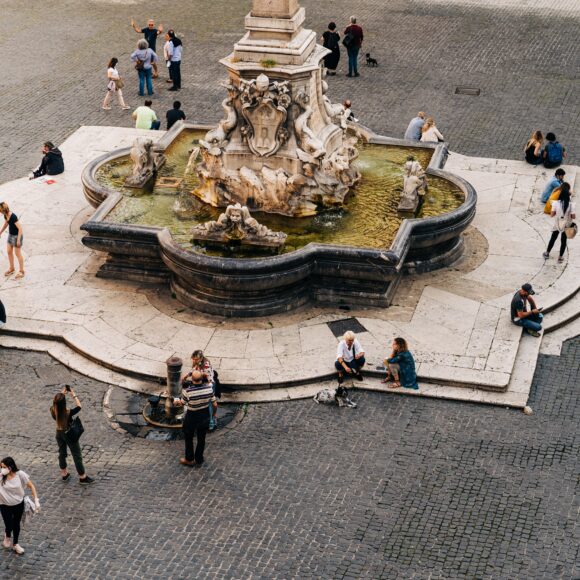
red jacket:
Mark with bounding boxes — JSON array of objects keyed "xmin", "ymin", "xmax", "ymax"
[{"xmin": 344, "ymin": 24, "xmax": 363, "ymax": 48}]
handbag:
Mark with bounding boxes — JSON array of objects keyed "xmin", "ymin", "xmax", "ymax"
[
  {"xmin": 565, "ymin": 222, "xmax": 578, "ymax": 239},
  {"xmin": 64, "ymin": 416, "xmax": 85, "ymax": 443},
  {"xmin": 134, "ymin": 58, "xmax": 145, "ymax": 71},
  {"xmin": 342, "ymin": 32, "xmax": 354, "ymax": 48},
  {"xmin": 114, "ymin": 78, "xmax": 125, "ymax": 89}
]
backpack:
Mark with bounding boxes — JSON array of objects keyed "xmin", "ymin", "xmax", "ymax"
[
  {"xmin": 134, "ymin": 50, "xmax": 147, "ymax": 71},
  {"xmin": 546, "ymin": 142, "xmax": 563, "ymax": 164}
]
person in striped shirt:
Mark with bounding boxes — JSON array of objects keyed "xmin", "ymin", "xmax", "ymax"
[{"xmin": 175, "ymin": 371, "xmax": 217, "ymax": 467}]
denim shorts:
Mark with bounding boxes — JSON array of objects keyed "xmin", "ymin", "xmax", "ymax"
[{"xmin": 7, "ymin": 234, "xmax": 22, "ymax": 247}]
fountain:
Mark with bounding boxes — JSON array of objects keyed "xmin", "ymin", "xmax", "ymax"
[{"xmin": 80, "ymin": 0, "xmax": 477, "ymax": 317}]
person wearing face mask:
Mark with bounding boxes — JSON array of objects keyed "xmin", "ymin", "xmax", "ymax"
[{"xmin": 0, "ymin": 457, "xmax": 40, "ymax": 555}]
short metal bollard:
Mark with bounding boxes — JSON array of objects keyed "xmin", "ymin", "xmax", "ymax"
[{"xmin": 165, "ymin": 356, "xmax": 183, "ymax": 419}]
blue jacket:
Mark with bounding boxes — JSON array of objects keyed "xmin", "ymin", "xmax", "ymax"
[{"xmin": 387, "ymin": 350, "xmax": 418, "ymax": 389}]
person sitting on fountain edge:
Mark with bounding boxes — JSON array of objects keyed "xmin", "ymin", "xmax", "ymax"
[{"xmin": 335, "ymin": 331, "xmax": 365, "ymax": 383}]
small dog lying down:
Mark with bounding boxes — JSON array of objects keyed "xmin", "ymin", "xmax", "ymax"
[
  {"xmin": 366, "ymin": 53, "xmax": 378, "ymax": 66},
  {"xmin": 314, "ymin": 386, "xmax": 357, "ymax": 408}
]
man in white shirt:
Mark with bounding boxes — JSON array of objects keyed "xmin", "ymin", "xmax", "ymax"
[{"xmin": 335, "ymin": 330, "xmax": 365, "ymax": 383}]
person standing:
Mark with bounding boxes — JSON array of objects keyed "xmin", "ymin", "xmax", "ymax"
[
  {"xmin": 383, "ymin": 338, "xmax": 419, "ymax": 390},
  {"xmin": 102, "ymin": 58, "xmax": 130, "ymax": 111},
  {"xmin": 0, "ymin": 202, "xmax": 24, "ymax": 279},
  {"xmin": 167, "ymin": 30, "xmax": 183, "ymax": 91},
  {"xmin": 0, "ymin": 457, "xmax": 40, "ymax": 555},
  {"xmin": 541, "ymin": 168, "xmax": 566, "ymax": 203},
  {"xmin": 510, "ymin": 283, "xmax": 543, "ymax": 337},
  {"xmin": 189, "ymin": 349, "xmax": 220, "ymax": 431},
  {"xmin": 163, "ymin": 32, "xmax": 173, "ymax": 85},
  {"xmin": 322, "ymin": 22, "xmax": 340, "ymax": 75},
  {"xmin": 524, "ymin": 130, "xmax": 543, "ymax": 165},
  {"xmin": 175, "ymin": 371, "xmax": 217, "ymax": 467},
  {"xmin": 51, "ymin": 387, "xmax": 94, "ymax": 484},
  {"xmin": 132, "ymin": 100, "xmax": 160, "ymax": 130},
  {"xmin": 404, "ymin": 112, "xmax": 426, "ymax": 141},
  {"xmin": 542, "ymin": 132, "xmax": 567, "ymax": 168},
  {"xmin": 30, "ymin": 141, "xmax": 64, "ymax": 179},
  {"xmin": 131, "ymin": 18, "xmax": 163, "ymax": 77},
  {"xmin": 166, "ymin": 101, "xmax": 186, "ymax": 130},
  {"xmin": 420, "ymin": 117, "xmax": 444, "ymax": 142},
  {"xmin": 130, "ymin": 40, "xmax": 158, "ymax": 97},
  {"xmin": 335, "ymin": 331, "xmax": 365, "ymax": 383},
  {"xmin": 543, "ymin": 185, "xmax": 576, "ymax": 263},
  {"xmin": 343, "ymin": 16, "xmax": 363, "ymax": 77}
]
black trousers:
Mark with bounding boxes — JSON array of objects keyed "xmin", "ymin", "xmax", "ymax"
[
  {"xmin": 547, "ymin": 230, "xmax": 567, "ymax": 257},
  {"xmin": 1, "ymin": 501, "xmax": 24, "ymax": 544},
  {"xmin": 170, "ymin": 61, "xmax": 181, "ymax": 89},
  {"xmin": 183, "ymin": 410, "xmax": 209, "ymax": 463},
  {"xmin": 56, "ymin": 431, "xmax": 85, "ymax": 475}
]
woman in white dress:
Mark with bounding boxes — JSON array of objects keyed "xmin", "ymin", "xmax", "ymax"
[
  {"xmin": 102, "ymin": 58, "xmax": 130, "ymax": 110},
  {"xmin": 420, "ymin": 117, "xmax": 444, "ymax": 142},
  {"xmin": 543, "ymin": 183, "xmax": 576, "ymax": 263}
]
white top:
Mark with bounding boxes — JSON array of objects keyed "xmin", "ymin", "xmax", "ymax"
[
  {"xmin": 420, "ymin": 126, "xmax": 444, "ymax": 142},
  {"xmin": 163, "ymin": 40, "xmax": 171, "ymax": 61},
  {"xmin": 107, "ymin": 67, "xmax": 120, "ymax": 80},
  {"xmin": 551, "ymin": 200, "xmax": 576, "ymax": 231},
  {"xmin": 0, "ymin": 470, "xmax": 29, "ymax": 506},
  {"xmin": 336, "ymin": 339, "xmax": 364, "ymax": 362}
]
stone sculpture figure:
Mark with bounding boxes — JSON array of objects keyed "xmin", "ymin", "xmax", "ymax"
[
  {"xmin": 202, "ymin": 84, "xmax": 239, "ymax": 155},
  {"xmin": 192, "ymin": 203, "xmax": 287, "ymax": 248},
  {"xmin": 125, "ymin": 137, "xmax": 166, "ymax": 188},
  {"xmin": 399, "ymin": 157, "xmax": 427, "ymax": 213}
]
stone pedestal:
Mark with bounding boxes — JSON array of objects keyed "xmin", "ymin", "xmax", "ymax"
[{"xmin": 194, "ymin": 0, "xmax": 361, "ymax": 217}]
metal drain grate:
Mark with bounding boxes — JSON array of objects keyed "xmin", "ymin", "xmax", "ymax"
[
  {"xmin": 327, "ymin": 317, "xmax": 368, "ymax": 338},
  {"xmin": 455, "ymin": 86, "xmax": 481, "ymax": 96}
]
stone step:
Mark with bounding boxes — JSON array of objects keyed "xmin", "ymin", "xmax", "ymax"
[
  {"xmin": 544, "ymin": 290, "xmax": 580, "ymax": 333},
  {"xmin": 540, "ymin": 317, "xmax": 580, "ymax": 356}
]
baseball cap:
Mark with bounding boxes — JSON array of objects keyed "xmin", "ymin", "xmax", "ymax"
[{"xmin": 522, "ymin": 283, "xmax": 535, "ymax": 295}]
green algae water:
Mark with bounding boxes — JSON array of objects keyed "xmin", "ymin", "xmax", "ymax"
[{"xmin": 99, "ymin": 129, "xmax": 464, "ymax": 255}]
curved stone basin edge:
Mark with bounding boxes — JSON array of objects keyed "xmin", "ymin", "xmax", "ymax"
[{"xmin": 81, "ymin": 122, "xmax": 477, "ymax": 317}]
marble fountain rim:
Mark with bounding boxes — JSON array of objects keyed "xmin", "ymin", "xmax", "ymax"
[{"xmin": 80, "ymin": 121, "xmax": 478, "ymax": 269}]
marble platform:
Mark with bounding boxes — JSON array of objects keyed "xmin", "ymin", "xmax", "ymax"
[{"xmin": 0, "ymin": 126, "xmax": 578, "ymax": 408}]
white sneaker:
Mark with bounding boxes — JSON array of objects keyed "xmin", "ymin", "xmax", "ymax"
[
  {"xmin": 13, "ymin": 544, "xmax": 24, "ymax": 555},
  {"xmin": 2, "ymin": 536, "xmax": 12, "ymax": 549}
]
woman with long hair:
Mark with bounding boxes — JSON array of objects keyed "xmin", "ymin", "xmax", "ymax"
[
  {"xmin": 50, "ymin": 387, "xmax": 94, "ymax": 484},
  {"xmin": 383, "ymin": 337, "xmax": 419, "ymax": 389},
  {"xmin": 0, "ymin": 202, "xmax": 24, "ymax": 279},
  {"xmin": 524, "ymin": 130, "xmax": 543, "ymax": 165},
  {"xmin": 0, "ymin": 457, "xmax": 40, "ymax": 555},
  {"xmin": 420, "ymin": 117, "xmax": 444, "ymax": 142},
  {"xmin": 189, "ymin": 350, "xmax": 219, "ymax": 430},
  {"xmin": 102, "ymin": 57, "xmax": 130, "ymax": 111},
  {"xmin": 543, "ymin": 183, "xmax": 576, "ymax": 263}
]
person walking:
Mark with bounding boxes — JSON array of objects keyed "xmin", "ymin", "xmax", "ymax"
[
  {"xmin": 51, "ymin": 387, "xmax": 94, "ymax": 484},
  {"xmin": 133, "ymin": 100, "xmax": 160, "ymax": 130},
  {"xmin": 102, "ymin": 58, "xmax": 130, "ymax": 111},
  {"xmin": 166, "ymin": 101, "xmax": 186, "ymax": 130},
  {"xmin": 343, "ymin": 16, "xmax": 363, "ymax": 77},
  {"xmin": 30, "ymin": 141, "xmax": 64, "ymax": 179},
  {"xmin": 383, "ymin": 337, "xmax": 419, "ymax": 390},
  {"xmin": 420, "ymin": 117, "xmax": 444, "ymax": 142},
  {"xmin": 0, "ymin": 457, "xmax": 40, "ymax": 555},
  {"xmin": 524, "ymin": 130, "xmax": 543, "ymax": 165},
  {"xmin": 335, "ymin": 331, "xmax": 365, "ymax": 383},
  {"xmin": 322, "ymin": 22, "xmax": 340, "ymax": 75},
  {"xmin": 541, "ymin": 168, "xmax": 566, "ymax": 203},
  {"xmin": 130, "ymin": 40, "xmax": 158, "ymax": 97},
  {"xmin": 175, "ymin": 371, "xmax": 217, "ymax": 467},
  {"xmin": 131, "ymin": 18, "xmax": 163, "ymax": 77},
  {"xmin": 404, "ymin": 112, "xmax": 426, "ymax": 141},
  {"xmin": 543, "ymin": 184, "xmax": 576, "ymax": 263},
  {"xmin": 542, "ymin": 132, "xmax": 567, "ymax": 168},
  {"xmin": 167, "ymin": 30, "xmax": 183, "ymax": 91},
  {"xmin": 0, "ymin": 202, "xmax": 24, "ymax": 279}
]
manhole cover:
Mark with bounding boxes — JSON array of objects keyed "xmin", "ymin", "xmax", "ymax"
[
  {"xmin": 455, "ymin": 86, "xmax": 481, "ymax": 96},
  {"xmin": 327, "ymin": 317, "xmax": 367, "ymax": 338}
]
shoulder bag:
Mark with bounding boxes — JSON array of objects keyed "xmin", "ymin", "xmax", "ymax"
[
  {"xmin": 342, "ymin": 32, "xmax": 354, "ymax": 48},
  {"xmin": 64, "ymin": 415, "xmax": 85, "ymax": 443},
  {"xmin": 565, "ymin": 222, "xmax": 577, "ymax": 239},
  {"xmin": 114, "ymin": 78, "xmax": 125, "ymax": 89}
]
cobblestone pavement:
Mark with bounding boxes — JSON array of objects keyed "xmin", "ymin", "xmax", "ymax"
[
  {"xmin": 0, "ymin": 0, "xmax": 578, "ymax": 183},
  {"xmin": 0, "ymin": 339, "xmax": 577, "ymax": 579}
]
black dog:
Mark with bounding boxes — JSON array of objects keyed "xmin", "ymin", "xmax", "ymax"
[{"xmin": 366, "ymin": 53, "xmax": 378, "ymax": 67}]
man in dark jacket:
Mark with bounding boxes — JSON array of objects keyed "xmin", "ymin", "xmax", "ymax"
[
  {"xmin": 31, "ymin": 142, "xmax": 64, "ymax": 179},
  {"xmin": 344, "ymin": 16, "xmax": 363, "ymax": 77}
]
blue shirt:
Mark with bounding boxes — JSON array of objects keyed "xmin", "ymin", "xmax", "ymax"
[
  {"xmin": 130, "ymin": 48, "xmax": 158, "ymax": 70},
  {"xmin": 404, "ymin": 117, "xmax": 425, "ymax": 140},
  {"xmin": 541, "ymin": 176, "xmax": 563, "ymax": 203},
  {"xmin": 168, "ymin": 41, "xmax": 182, "ymax": 62}
]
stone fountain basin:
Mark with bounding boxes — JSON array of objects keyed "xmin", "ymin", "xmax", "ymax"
[{"xmin": 81, "ymin": 122, "xmax": 476, "ymax": 317}]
